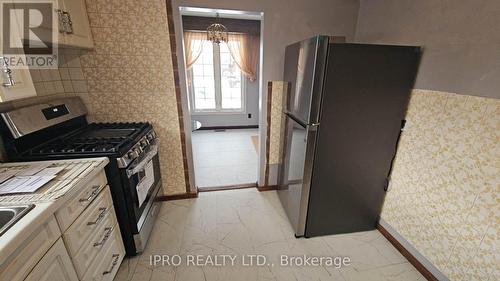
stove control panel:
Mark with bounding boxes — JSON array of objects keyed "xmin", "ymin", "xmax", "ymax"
[{"xmin": 117, "ymin": 129, "xmax": 158, "ymax": 168}]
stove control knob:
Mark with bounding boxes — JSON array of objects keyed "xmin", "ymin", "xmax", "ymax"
[{"xmin": 128, "ymin": 149, "xmax": 139, "ymax": 159}]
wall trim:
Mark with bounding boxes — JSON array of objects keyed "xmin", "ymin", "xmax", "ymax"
[
  {"xmin": 257, "ymin": 185, "xmax": 278, "ymax": 192},
  {"xmin": 165, "ymin": 0, "xmax": 191, "ymax": 193},
  {"xmin": 198, "ymin": 183, "xmax": 257, "ymax": 192},
  {"xmin": 157, "ymin": 192, "xmax": 198, "ymax": 201},
  {"xmin": 377, "ymin": 219, "xmax": 450, "ymax": 281}
]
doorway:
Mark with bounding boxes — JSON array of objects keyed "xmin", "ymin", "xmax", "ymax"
[{"xmin": 178, "ymin": 7, "xmax": 264, "ymax": 191}]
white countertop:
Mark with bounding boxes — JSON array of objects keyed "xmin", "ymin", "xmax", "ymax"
[{"xmin": 0, "ymin": 157, "xmax": 109, "ymax": 266}]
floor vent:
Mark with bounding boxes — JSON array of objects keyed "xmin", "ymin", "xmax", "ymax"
[{"xmin": 214, "ymin": 129, "xmax": 226, "ymax": 132}]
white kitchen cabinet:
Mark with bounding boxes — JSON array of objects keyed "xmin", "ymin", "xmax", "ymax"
[
  {"xmin": 24, "ymin": 238, "xmax": 79, "ymax": 281},
  {"xmin": 0, "ymin": 63, "xmax": 37, "ymax": 102},
  {"xmin": 81, "ymin": 225, "xmax": 125, "ymax": 281},
  {"xmin": 0, "ymin": 216, "xmax": 61, "ymax": 281},
  {"xmin": 10, "ymin": 0, "xmax": 94, "ymax": 49},
  {"xmin": 0, "ymin": 160, "xmax": 123, "ymax": 281},
  {"xmin": 63, "ymin": 187, "xmax": 113, "ymax": 257},
  {"xmin": 0, "ymin": 4, "xmax": 37, "ymax": 102},
  {"xmin": 55, "ymin": 170, "xmax": 107, "ymax": 232},
  {"xmin": 58, "ymin": 0, "xmax": 94, "ymax": 49},
  {"xmin": 62, "ymin": 186, "xmax": 124, "ymax": 280}
]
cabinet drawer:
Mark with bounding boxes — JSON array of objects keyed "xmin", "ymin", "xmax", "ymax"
[
  {"xmin": 0, "ymin": 216, "xmax": 60, "ymax": 281},
  {"xmin": 56, "ymin": 170, "xmax": 107, "ymax": 232},
  {"xmin": 63, "ymin": 187, "xmax": 113, "ymax": 257},
  {"xmin": 72, "ymin": 206, "xmax": 118, "ymax": 279},
  {"xmin": 82, "ymin": 225, "xmax": 125, "ymax": 281}
]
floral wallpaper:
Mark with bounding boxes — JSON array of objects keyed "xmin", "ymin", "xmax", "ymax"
[
  {"xmin": 76, "ymin": 0, "xmax": 186, "ymax": 195},
  {"xmin": 268, "ymin": 81, "xmax": 286, "ymax": 165},
  {"xmin": 382, "ymin": 89, "xmax": 499, "ymax": 281}
]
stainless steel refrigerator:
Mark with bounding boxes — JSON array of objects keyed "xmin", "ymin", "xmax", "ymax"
[{"xmin": 278, "ymin": 35, "xmax": 421, "ymax": 237}]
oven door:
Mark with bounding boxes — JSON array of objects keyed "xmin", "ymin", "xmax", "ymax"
[{"xmin": 124, "ymin": 144, "xmax": 161, "ymax": 230}]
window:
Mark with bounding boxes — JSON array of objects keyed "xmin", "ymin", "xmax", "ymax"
[{"xmin": 188, "ymin": 40, "xmax": 245, "ymax": 113}]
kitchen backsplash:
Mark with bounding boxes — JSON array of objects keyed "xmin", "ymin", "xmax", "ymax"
[
  {"xmin": 0, "ymin": 0, "xmax": 187, "ymax": 195},
  {"xmin": 0, "ymin": 48, "xmax": 88, "ymax": 162},
  {"xmin": 382, "ymin": 89, "xmax": 499, "ymax": 281}
]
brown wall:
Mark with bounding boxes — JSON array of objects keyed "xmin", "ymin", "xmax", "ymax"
[
  {"xmin": 172, "ymin": 0, "xmax": 361, "ymax": 92},
  {"xmin": 172, "ymin": 0, "xmax": 360, "ymax": 185},
  {"xmin": 173, "ymin": 0, "xmax": 360, "ymax": 82},
  {"xmin": 355, "ymin": 0, "xmax": 500, "ymax": 99}
]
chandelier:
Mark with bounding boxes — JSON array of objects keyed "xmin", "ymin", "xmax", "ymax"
[{"xmin": 207, "ymin": 13, "xmax": 228, "ymax": 44}]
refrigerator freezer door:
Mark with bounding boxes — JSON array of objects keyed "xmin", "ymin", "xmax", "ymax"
[
  {"xmin": 283, "ymin": 36, "xmax": 329, "ymax": 125},
  {"xmin": 278, "ymin": 114, "xmax": 318, "ymax": 236}
]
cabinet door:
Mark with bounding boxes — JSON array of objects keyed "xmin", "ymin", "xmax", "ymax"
[
  {"xmin": 0, "ymin": 216, "xmax": 61, "ymax": 281},
  {"xmin": 0, "ymin": 63, "xmax": 37, "ymax": 102},
  {"xmin": 0, "ymin": 4, "xmax": 36, "ymax": 102},
  {"xmin": 24, "ymin": 238, "xmax": 78, "ymax": 281},
  {"xmin": 61, "ymin": 0, "xmax": 94, "ymax": 49}
]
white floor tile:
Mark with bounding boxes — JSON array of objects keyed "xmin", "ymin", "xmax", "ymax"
[
  {"xmin": 192, "ymin": 129, "xmax": 259, "ymax": 188},
  {"xmin": 116, "ymin": 189, "xmax": 425, "ymax": 281}
]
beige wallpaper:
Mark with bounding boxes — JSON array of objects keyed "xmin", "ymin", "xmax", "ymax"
[
  {"xmin": 382, "ymin": 89, "xmax": 499, "ymax": 281},
  {"xmin": 268, "ymin": 81, "xmax": 286, "ymax": 165},
  {"xmin": 78, "ymin": 0, "xmax": 186, "ymax": 195}
]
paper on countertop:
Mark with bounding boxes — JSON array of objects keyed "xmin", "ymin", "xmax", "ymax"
[
  {"xmin": 16, "ymin": 162, "xmax": 52, "ymax": 176},
  {"xmin": 0, "ymin": 170, "xmax": 18, "ymax": 184},
  {"xmin": 0, "ymin": 175, "xmax": 56, "ymax": 195}
]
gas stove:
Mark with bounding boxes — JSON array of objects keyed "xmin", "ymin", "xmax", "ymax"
[
  {"xmin": 20, "ymin": 121, "xmax": 157, "ymax": 168},
  {"xmin": 30, "ymin": 123, "xmax": 145, "ymax": 153},
  {"xmin": 0, "ymin": 97, "xmax": 162, "ymax": 256}
]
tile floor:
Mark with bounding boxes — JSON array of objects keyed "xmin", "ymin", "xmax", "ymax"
[
  {"xmin": 115, "ymin": 188, "xmax": 425, "ymax": 281},
  {"xmin": 191, "ymin": 129, "xmax": 259, "ymax": 188}
]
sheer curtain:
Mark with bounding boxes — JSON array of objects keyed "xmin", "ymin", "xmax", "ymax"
[
  {"xmin": 183, "ymin": 31, "xmax": 207, "ymax": 70},
  {"xmin": 226, "ymin": 33, "xmax": 259, "ymax": 82},
  {"xmin": 183, "ymin": 31, "xmax": 259, "ymax": 81}
]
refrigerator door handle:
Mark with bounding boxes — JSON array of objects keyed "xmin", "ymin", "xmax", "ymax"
[
  {"xmin": 307, "ymin": 123, "xmax": 320, "ymax": 131},
  {"xmin": 285, "ymin": 112, "xmax": 308, "ymax": 128}
]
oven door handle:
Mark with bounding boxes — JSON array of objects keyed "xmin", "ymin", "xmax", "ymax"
[{"xmin": 126, "ymin": 144, "xmax": 158, "ymax": 178}]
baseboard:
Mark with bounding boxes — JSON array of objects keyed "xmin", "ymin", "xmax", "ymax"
[
  {"xmin": 198, "ymin": 183, "xmax": 257, "ymax": 192},
  {"xmin": 257, "ymin": 185, "xmax": 278, "ymax": 192},
  {"xmin": 198, "ymin": 125, "xmax": 259, "ymax": 130},
  {"xmin": 157, "ymin": 193, "xmax": 198, "ymax": 201},
  {"xmin": 377, "ymin": 220, "xmax": 449, "ymax": 281}
]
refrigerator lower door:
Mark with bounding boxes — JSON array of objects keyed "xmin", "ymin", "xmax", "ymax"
[{"xmin": 278, "ymin": 114, "xmax": 318, "ymax": 236}]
